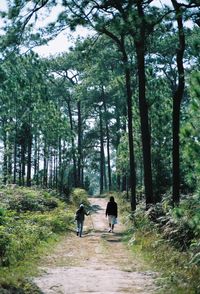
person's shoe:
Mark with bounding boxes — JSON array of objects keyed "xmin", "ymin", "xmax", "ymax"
[
  {"xmin": 76, "ymin": 231, "xmax": 79, "ymax": 236},
  {"xmin": 108, "ymin": 229, "xmax": 112, "ymax": 232}
]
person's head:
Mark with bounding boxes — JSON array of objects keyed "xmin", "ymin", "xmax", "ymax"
[
  {"xmin": 110, "ymin": 196, "xmax": 114, "ymax": 202},
  {"xmin": 79, "ymin": 203, "xmax": 84, "ymax": 210}
]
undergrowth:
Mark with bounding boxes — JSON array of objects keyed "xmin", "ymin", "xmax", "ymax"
[
  {"xmin": 114, "ymin": 191, "xmax": 200, "ymax": 294},
  {"xmin": 0, "ymin": 186, "xmax": 89, "ymax": 293}
]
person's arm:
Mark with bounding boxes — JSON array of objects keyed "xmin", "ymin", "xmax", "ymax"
[
  {"xmin": 105, "ymin": 203, "xmax": 108, "ymax": 216},
  {"xmin": 84, "ymin": 209, "xmax": 90, "ymax": 216}
]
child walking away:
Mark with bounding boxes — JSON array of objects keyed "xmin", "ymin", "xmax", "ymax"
[
  {"xmin": 105, "ymin": 196, "xmax": 118, "ymax": 233},
  {"xmin": 75, "ymin": 204, "xmax": 89, "ymax": 237}
]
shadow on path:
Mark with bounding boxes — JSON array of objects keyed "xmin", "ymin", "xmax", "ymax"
[{"xmin": 89, "ymin": 203, "xmax": 104, "ymax": 213}]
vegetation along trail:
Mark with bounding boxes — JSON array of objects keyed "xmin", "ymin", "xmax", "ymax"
[{"xmin": 34, "ymin": 197, "xmax": 158, "ymax": 293}]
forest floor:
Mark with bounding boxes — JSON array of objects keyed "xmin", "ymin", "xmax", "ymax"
[{"xmin": 33, "ymin": 197, "xmax": 159, "ymax": 293}]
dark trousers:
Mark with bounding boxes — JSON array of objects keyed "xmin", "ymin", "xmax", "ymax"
[{"xmin": 76, "ymin": 220, "xmax": 84, "ymax": 236}]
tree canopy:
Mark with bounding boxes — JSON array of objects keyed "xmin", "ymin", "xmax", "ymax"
[{"xmin": 0, "ymin": 0, "xmax": 199, "ymax": 209}]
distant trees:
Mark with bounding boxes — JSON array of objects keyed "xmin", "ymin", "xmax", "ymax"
[
  {"xmin": 0, "ymin": 52, "xmax": 70, "ymax": 191},
  {"xmin": 0, "ymin": 0, "xmax": 199, "ymax": 208}
]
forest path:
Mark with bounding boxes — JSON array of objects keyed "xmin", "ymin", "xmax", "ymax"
[{"xmin": 34, "ymin": 197, "xmax": 158, "ymax": 293}]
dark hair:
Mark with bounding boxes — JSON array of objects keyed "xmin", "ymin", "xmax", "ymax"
[{"xmin": 110, "ymin": 196, "xmax": 114, "ymax": 202}]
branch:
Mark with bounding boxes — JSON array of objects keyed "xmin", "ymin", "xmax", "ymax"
[
  {"xmin": 21, "ymin": 0, "xmax": 50, "ymax": 31},
  {"xmin": 98, "ymin": 26, "xmax": 121, "ymax": 48}
]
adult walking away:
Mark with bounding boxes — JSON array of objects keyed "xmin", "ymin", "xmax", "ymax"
[
  {"xmin": 105, "ymin": 196, "xmax": 118, "ymax": 233},
  {"xmin": 75, "ymin": 204, "xmax": 89, "ymax": 237}
]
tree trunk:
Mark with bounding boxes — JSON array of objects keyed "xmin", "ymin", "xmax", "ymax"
[
  {"xmin": 7, "ymin": 131, "xmax": 12, "ymax": 183},
  {"xmin": 121, "ymin": 42, "xmax": 136, "ymax": 211},
  {"xmin": 43, "ymin": 141, "xmax": 48, "ymax": 187},
  {"xmin": 134, "ymin": 2, "xmax": 154, "ymax": 207},
  {"xmin": 27, "ymin": 124, "xmax": 32, "ymax": 187},
  {"xmin": 13, "ymin": 129, "xmax": 17, "ymax": 184},
  {"xmin": 2, "ymin": 121, "xmax": 7, "ymax": 185},
  {"xmin": 58, "ymin": 137, "xmax": 63, "ymax": 194},
  {"xmin": 171, "ymin": 0, "xmax": 185, "ymax": 204},
  {"xmin": 103, "ymin": 147, "xmax": 107, "ymax": 191},
  {"xmin": 77, "ymin": 100, "xmax": 83, "ymax": 187},
  {"xmin": 21, "ymin": 141, "xmax": 26, "ymax": 186},
  {"xmin": 121, "ymin": 174, "xmax": 127, "ymax": 192},
  {"xmin": 18, "ymin": 145, "xmax": 22, "ymax": 186},
  {"xmin": 49, "ymin": 148, "xmax": 53, "ymax": 188},
  {"xmin": 102, "ymin": 86, "xmax": 112, "ymax": 190},
  {"xmin": 34, "ymin": 135, "xmax": 39, "ymax": 185},
  {"xmin": 53, "ymin": 150, "xmax": 58, "ymax": 190},
  {"xmin": 135, "ymin": 43, "xmax": 154, "ymax": 207},
  {"xmin": 99, "ymin": 105, "xmax": 104, "ymax": 194},
  {"xmin": 37, "ymin": 138, "xmax": 40, "ymax": 186},
  {"xmin": 67, "ymin": 98, "xmax": 77, "ymax": 187},
  {"xmin": 55, "ymin": 151, "xmax": 58, "ymax": 189},
  {"xmin": 115, "ymin": 105, "xmax": 121, "ymax": 190}
]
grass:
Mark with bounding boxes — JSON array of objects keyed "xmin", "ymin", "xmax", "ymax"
[
  {"xmin": 122, "ymin": 219, "xmax": 200, "ymax": 294},
  {"xmin": 111, "ymin": 191, "xmax": 200, "ymax": 294},
  {"xmin": 134, "ymin": 231, "xmax": 199, "ymax": 293},
  {"xmin": 0, "ymin": 236, "xmax": 61, "ymax": 293},
  {"xmin": 0, "ymin": 186, "xmax": 89, "ymax": 293}
]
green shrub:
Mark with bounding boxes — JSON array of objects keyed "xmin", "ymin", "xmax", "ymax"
[
  {"xmin": 0, "ymin": 209, "xmax": 74, "ymax": 267},
  {"xmin": 32, "ymin": 209, "xmax": 74, "ymax": 233},
  {"xmin": 0, "ymin": 187, "xmax": 74, "ymax": 268},
  {"xmin": 0, "ymin": 219, "xmax": 53, "ymax": 266},
  {"xmin": 0, "ymin": 208, "xmax": 6, "ymax": 225},
  {"xmin": 157, "ymin": 194, "xmax": 200, "ymax": 250},
  {"xmin": 0, "ymin": 187, "xmax": 61, "ymax": 212},
  {"xmin": 0, "ymin": 226, "xmax": 12, "ymax": 266},
  {"xmin": 7, "ymin": 193, "xmax": 59, "ymax": 212},
  {"xmin": 70, "ymin": 188, "xmax": 90, "ymax": 207},
  {"xmin": 190, "ymin": 241, "xmax": 200, "ymax": 266},
  {"xmin": 131, "ymin": 193, "xmax": 200, "ymax": 251}
]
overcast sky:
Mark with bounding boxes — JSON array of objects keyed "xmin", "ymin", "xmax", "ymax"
[
  {"xmin": 0, "ymin": 0, "xmax": 93, "ymax": 57},
  {"xmin": 0, "ymin": 0, "xmax": 183, "ymax": 58},
  {"xmin": 33, "ymin": 27, "xmax": 92, "ymax": 57}
]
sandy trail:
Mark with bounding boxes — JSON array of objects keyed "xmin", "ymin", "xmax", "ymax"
[{"xmin": 34, "ymin": 197, "xmax": 157, "ymax": 293}]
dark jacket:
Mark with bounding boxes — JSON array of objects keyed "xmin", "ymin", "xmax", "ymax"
[
  {"xmin": 105, "ymin": 201, "xmax": 118, "ymax": 218},
  {"xmin": 75, "ymin": 207, "xmax": 88, "ymax": 222}
]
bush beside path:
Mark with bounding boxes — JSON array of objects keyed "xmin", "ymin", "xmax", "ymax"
[{"xmin": 34, "ymin": 197, "xmax": 158, "ymax": 293}]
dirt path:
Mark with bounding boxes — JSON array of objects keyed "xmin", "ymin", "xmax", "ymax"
[{"xmin": 34, "ymin": 197, "xmax": 158, "ymax": 293}]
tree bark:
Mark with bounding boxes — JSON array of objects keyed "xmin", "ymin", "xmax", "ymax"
[
  {"xmin": 34, "ymin": 134, "xmax": 39, "ymax": 185},
  {"xmin": 99, "ymin": 105, "xmax": 104, "ymax": 194},
  {"xmin": 58, "ymin": 137, "xmax": 63, "ymax": 194},
  {"xmin": 13, "ymin": 127, "xmax": 17, "ymax": 184},
  {"xmin": 134, "ymin": 2, "xmax": 154, "ymax": 207},
  {"xmin": 7, "ymin": 130, "xmax": 12, "ymax": 183},
  {"xmin": 121, "ymin": 175, "xmax": 127, "ymax": 192},
  {"xmin": 77, "ymin": 100, "xmax": 83, "ymax": 187},
  {"xmin": 121, "ymin": 41, "xmax": 136, "ymax": 211},
  {"xmin": 67, "ymin": 98, "xmax": 77, "ymax": 187},
  {"xmin": 49, "ymin": 148, "xmax": 53, "ymax": 188},
  {"xmin": 2, "ymin": 120, "xmax": 7, "ymax": 185},
  {"xmin": 43, "ymin": 141, "xmax": 48, "ymax": 187},
  {"xmin": 102, "ymin": 86, "xmax": 112, "ymax": 191},
  {"xmin": 37, "ymin": 138, "xmax": 40, "ymax": 185},
  {"xmin": 171, "ymin": 0, "xmax": 185, "ymax": 204},
  {"xmin": 27, "ymin": 124, "xmax": 32, "ymax": 187},
  {"xmin": 21, "ymin": 141, "xmax": 26, "ymax": 186}
]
